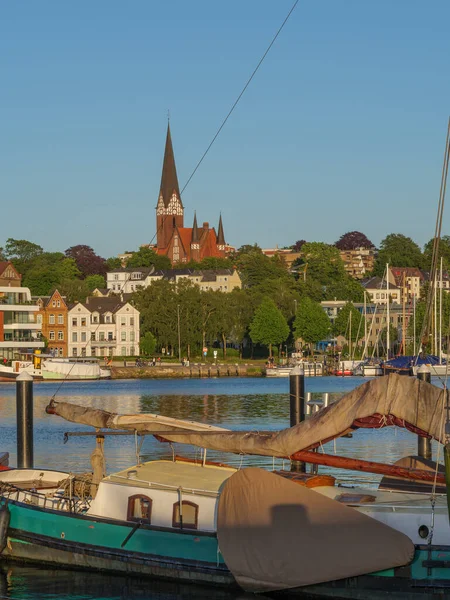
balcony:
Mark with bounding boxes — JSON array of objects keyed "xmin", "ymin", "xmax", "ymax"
[{"xmin": 91, "ymin": 338, "xmax": 117, "ymax": 347}]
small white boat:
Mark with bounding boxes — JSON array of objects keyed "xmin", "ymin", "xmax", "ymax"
[
  {"xmin": 266, "ymin": 362, "xmax": 323, "ymax": 377},
  {"xmin": 0, "ymin": 357, "xmax": 110, "ymax": 381}
]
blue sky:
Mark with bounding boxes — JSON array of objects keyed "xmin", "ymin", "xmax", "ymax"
[{"xmin": 1, "ymin": 1, "xmax": 449, "ymax": 258}]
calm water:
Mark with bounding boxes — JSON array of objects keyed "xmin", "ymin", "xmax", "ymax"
[{"xmin": 0, "ymin": 376, "xmax": 441, "ymax": 599}]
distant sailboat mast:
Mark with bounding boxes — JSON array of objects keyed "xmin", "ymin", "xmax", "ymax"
[{"xmin": 386, "ymin": 263, "xmax": 390, "ymax": 360}]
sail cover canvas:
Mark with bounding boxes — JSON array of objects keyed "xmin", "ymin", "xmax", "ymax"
[
  {"xmin": 217, "ymin": 468, "xmax": 414, "ymax": 592},
  {"xmin": 49, "ymin": 374, "xmax": 447, "ymax": 458}
]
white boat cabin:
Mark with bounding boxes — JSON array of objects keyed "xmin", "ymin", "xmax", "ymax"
[{"xmin": 88, "ymin": 460, "xmax": 236, "ymax": 532}]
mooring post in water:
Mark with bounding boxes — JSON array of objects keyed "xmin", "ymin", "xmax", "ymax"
[
  {"xmin": 290, "ymin": 365, "xmax": 305, "ymax": 472},
  {"xmin": 16, "ymin": 372, "xmax": 34, "ymax": 468},
  {"xmin": 417, "ymin": 364, "xmax": 432, "ymax": 460}
]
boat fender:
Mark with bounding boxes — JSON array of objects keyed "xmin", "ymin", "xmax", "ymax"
[{"xmin": 0, "ymin": 500, "xmax": 11, "ymax": 554}]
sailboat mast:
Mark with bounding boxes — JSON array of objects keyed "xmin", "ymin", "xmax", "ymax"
[
  {"xmin": 349, "ymin": 310, "xmax": 352, "ymax": 359},
  {"xmin": 386, "ymin": 263, "xmax": 390, "ymax": 359},
  {"xmin": 440, "ymin": 256, "xmax": 443, "ymax": 363},
  {"xmin": 434, "ymin": 268, "xmax": 438, "ymax": 356},
  {"xmin": 364, "ymin": 292, "xmax": 367, "ymax": 357},
  {"xmin": 413, "ymin": 295, "xmax": 416, "ymax": 356},
  {"xmin": 402, "ymin": 272, "xmax": 406, "ymax": 356}
]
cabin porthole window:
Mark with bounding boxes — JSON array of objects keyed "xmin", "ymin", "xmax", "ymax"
[
  {"xmin": 418, "ymin": 525, "xmax": 429, "ymax": 539},
  {"xmin": 172, "ymin": 500, "xmax": 199, "ymax": 530},
  {"xmin": 127, "ymin": 495, "xmax": 152, "ymax": 524}
]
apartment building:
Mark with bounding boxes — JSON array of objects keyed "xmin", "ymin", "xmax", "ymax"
[
  {"xmin": 35, "ymin": 290, "xmax": 69, "ymax": 356},
  {"xmin": 68, "ymin": 297, "xmax": 140, "ymax": 358}
]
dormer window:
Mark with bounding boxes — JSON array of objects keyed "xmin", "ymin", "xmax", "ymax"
[{"xmin": 131, "ymin": 272, "xmax": 142, "ymax": 280}]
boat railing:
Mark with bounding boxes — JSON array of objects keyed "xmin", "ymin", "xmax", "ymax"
[{"xmin": 0, "ymin": 479, "xmax": 92, "ymax": 513}]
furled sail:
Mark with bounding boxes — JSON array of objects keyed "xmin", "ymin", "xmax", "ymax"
[{"xmin": 47, "ymin": 374, "xmax": 447, "ymax": 458}]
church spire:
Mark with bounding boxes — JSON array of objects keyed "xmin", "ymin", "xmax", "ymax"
[
  {"xmin": 191, "ymin": 212, "xmax": 199, "ymax": 243},
  {"xmin": 159, "ymin": 123, "xmax": 182, "ymax": 208},
  {"xmin": 217, "ymin": 214, "xmax": 225, "ymax": 246}
]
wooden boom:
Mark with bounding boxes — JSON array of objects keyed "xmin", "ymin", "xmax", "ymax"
[{"xmin": 290, "ymin": 450, "xmax": 446, "ymax": 485}]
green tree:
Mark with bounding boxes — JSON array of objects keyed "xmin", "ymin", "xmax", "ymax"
[
  {"xmin": 250, "ymin": 298, "xmax": 289, "ymax": 357},
  {"xmin": 236, "ymin": 248, "xmax": 290, "ymax": 288},
  {"xmin": 294, "ymin": 297, "xmax": 330, "ymax": 347},
  {"xmin": 298, "ymin": 242, "xmax": 347, "ymax": 286},
  {"xmin": 372, "ymin": 234, "xmax": 423, "ymax": 276},
  {"xmin": 58, "ymin": 279, "xmax": 90, "ymax": 303},
  {"xmin": 127, "ymin": 247, "xmax": 171, "ymax": 270},
  {"xmin": 140, "ymin": 332, "xmax": 157, "ymax": 356},
  {"xmin": 106, "ymin": 257, "xmax": 122, "ymax": 270},
  {"xmin": 5, "ymin": 238, "xmax": 43, "ymax": 262},
  {"xmin": 333, "ymin": 302, "xmax": 363, "ymax": 342},
  {"xmin": 423, "ymin": 235, "xmax": 450, "ymax": 271},
  {"xmin": 227, "ymin": 288, "xmax": 254, "ymax": 358},
  {"xmin": 85, "ymin": 274, "xmax": 106, "ymax": 291}
]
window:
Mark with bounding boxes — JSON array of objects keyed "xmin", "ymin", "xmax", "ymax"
[
  {"xmin": 81, "ymin": 348, "xmax": 86, "ymax": 357},
  {"xmin": 121, "ymin": 317, "xmax": 126, "ymax": 327},
  {"xmin": 58, "ymin": 314, "xmax": 64, "ymax": 324},
  {"xmin": 91, "ymin": 332, "xmax": 96, "ymax": 341},
  {"xmin": 105, "ymin": 315, "xmax": 111, "ymax": 323},
  {"xmin": 92, "ymin": 314, "xmax": 99, "ymax": 324},
  {"xmin": 72, "ymin": 348, "xmax": 77, "ymax": 357},
  {"xmin": 127, "ymin": 495, "xmax": 152, "ymax": 523},
  {"xmin": 49, "ymin": 331, "xmax": 55, "ymax": 340},
  {"xmin": 72, "ymin": 332, "xmax": 77, "ymax": 342},
  {"xmin": 58, "ymin": 331, "xmax": 63, "ymax": 341},
  {"xmin": 130, "ymin": 331, "xmax": 135, "ymax": 342},
  {"xmin": 121, "ymin": 331, "xmax": 126, "ymax": 342},
  {"xmin": 72, "ymin": 318, "xmax": 77, "ymax": 327},
  {"xmin": 172, "ymin": 501, "xmax": 198, "ymax": 529},
  {"xmin": 49, "ymin": 314, "xmax": 55, "ymax": 324},
  {"xmin": 57, "ymin": 300, "xmax": 61, "ymax": 307},
  {"xmin": 100, "ymin": 332, "xmax": 105, "ymax": 341},
  {"xmin": 36, "ymin": 314, "xmax": 43, "ymax": 324},
  {"xmin": 59, "ymin": 348, "xmax": 63, "ymax": 357},
  {"xmin": 130, "ymin": 317, "xmax": 134, "ymax": 326},
  {"xmin": 130, "ymin": 346, "xmax": 134, "ymax": 356},
  {"xmin": 114, "ymin": 274, "xmax": 118, "ymax": 281},
  {"xmin": 81, "ymin": 332, "xmax": 86, "ymax": 342},
  {"xmin": 108, "ymin": 332, "xmax": 113, "ymax": 341},
  {"xmin": 121, "ymin": 346, "xmax": 127, "ymax": 356},
  {"xmin": 81, "ymin": 318, "xmax": 86, "ymax": 327},
  {"xmin": 52, "ymin": 301, "xmax": 56, "ymax": 307}
]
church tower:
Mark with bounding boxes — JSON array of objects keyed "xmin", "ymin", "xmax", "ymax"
[
  {"xmin": 156, "ymin": 123, "xmax": 184, "ymax": 250},
  {"xmin": 217, "ymin": 214, "xmax": 226, "ymax": 254}
]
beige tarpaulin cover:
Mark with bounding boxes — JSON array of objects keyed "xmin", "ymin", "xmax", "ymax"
[
  {"xmin": 217, "ymin": 468, "xmax": 414, "ymax": 592},
  {"xmin": 49, "ymin": 374, "xmax": 446, "ymax": 457}
]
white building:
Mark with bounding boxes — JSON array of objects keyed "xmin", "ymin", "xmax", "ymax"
[
  {"xmin": 106, "ymin": 267, "xmax": 242, "ymax": 294},
  {"xmin": 68, "ymin": 297, "xmax": 140, "ymax": 358},
  {"xmin": 0, "ymin": 285, "xmax": 44, "ymax": 360}
]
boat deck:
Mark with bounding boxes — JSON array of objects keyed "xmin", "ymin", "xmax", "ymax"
[{"xmin": 107, "ymin": 459, "xmax": 236, "ymax": 494}]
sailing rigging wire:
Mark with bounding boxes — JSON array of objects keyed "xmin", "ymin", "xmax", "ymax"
[
  {"xmin": 417, "ymin": 118, "xmax": 450, "ymax": 361},
  {"xmin": 148, "ymin": 0, "xmax": 299, "ymax": 247}
]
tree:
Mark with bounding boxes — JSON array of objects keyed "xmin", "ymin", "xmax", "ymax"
[
  {"xmin": 58, "ymin": 279, "xmax": 90, "ymax": 303},
  {"xmin": 140, "ymin": 332, "xmax": 157, "ymax": 356},
  {"xmin": 65, "ymin": 245, "xmax": 107, "ymax": 278},
  {"xmin": 85, "ymin": 274, "xmax": 106, "ymax": 291},
  {"xmin": 249, "ymin": 298, "xmax": 289, "ymax": 357},
  {"xmin": 236, "ymin": 248, "xmax": 290, "ymax": 288},
  {"xmin": 126, "ymin": 247, "xmax": 171, "ymax": 270},
  {"xmin": 372, "ymin": 234, "xmax": 423, "ymax": 276},
  {"xmin": 298, "ymin": 242, "xmax": 347, "ymax": 286},
  {"xmin": 423, "ymin": 235, "xmax": 450, "ymax": 271},
  {"xmin": 335, "ymin": 231, "xmax": 375, "ymax": 250},
  {"xmin": 106, "ymin": 257, "xmax": 122, "ymax": 270},
  {"xmin": 292, "ymin": 240, "xmax": 307, "ymax": 252},
  {"xmin": 333, "ymin": 302, "xmax": 363, "ymax": 342},
  {"xmin": 4, "ymin": 238, "xmax": 43, "ymax": 262},
  {"xmin": 294, "ymin": 297, "xmax": 330, "ymax": 347}
]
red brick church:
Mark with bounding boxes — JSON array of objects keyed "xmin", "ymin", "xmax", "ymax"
[{"xmin": 156, "ymin": 124, "xmax": 228, "ymax": 264}]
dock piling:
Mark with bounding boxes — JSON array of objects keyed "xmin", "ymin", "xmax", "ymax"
[
  {"xmin": 289, "ymin": 365, "xmax": 305, "ymax": 472},
  {"xmin": 417, "ymin": 365, "xmax": 432, "ymax": 460},
  {"xmin": 16, "ymin": 372, "xmax": 34, "ymax": 468}
]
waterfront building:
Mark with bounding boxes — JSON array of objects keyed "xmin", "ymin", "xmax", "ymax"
[
  {"xmin": 106, "ymin": 267, "xmax": 242, "ymax": 294},
  {"xmin": 362, "ymin": 276, "xmax": 401, "ymax": 305},
  {"xmin": 388, "ymin": 267, "xmax": 424, "ymax": 303},
  {"xmin": 155, "ymin": 124, "xmax": 231, "ymax": 263},
  {"xmin": 339, "ymin": 247, "xmax": 376, "ymax": 279},
  {"xmin": 67, "ymin": 297, "xmax": 140, "ymax": 358},
  {"xmin": 261, "ymin": 247, "xmax": 301, "ymax": 269},
  {"xmin": 0, "ymin": 268, "xmax": 44, "ymax": 360},
  {"xmin": 35, "ymin": 290, "xmax": 69, "ymax": 357}
]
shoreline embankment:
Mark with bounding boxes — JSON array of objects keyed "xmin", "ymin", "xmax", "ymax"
[{"xmin": 110, "ymin": 364, "xmax": 265, "ymax": 379}]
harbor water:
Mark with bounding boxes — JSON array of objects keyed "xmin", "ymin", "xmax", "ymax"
[{"xmin": 0, "ymin": 376, "xmax": 441, "ymax": 599}]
